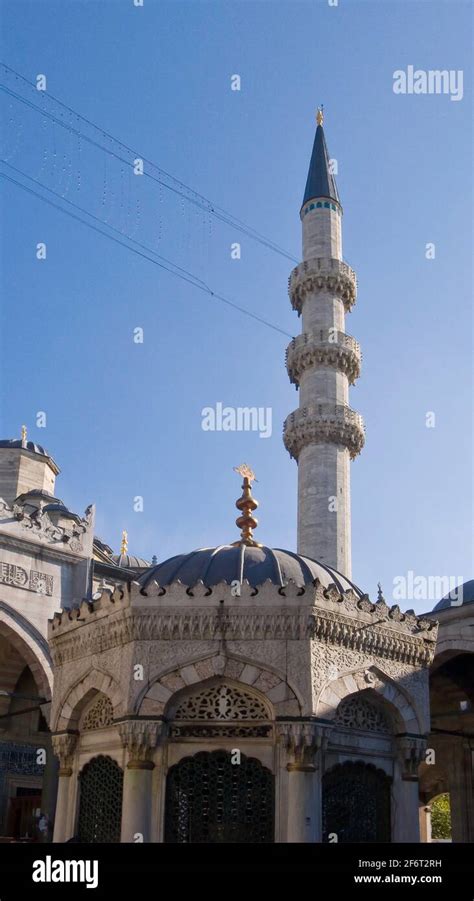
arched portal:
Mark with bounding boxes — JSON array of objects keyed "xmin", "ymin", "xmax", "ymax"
[
  {"xmin": 77, "ymin": 755, "xmax": 123, "ymax": 843},
  {"xmin": 164, "ymin": 749, "xmax": 274, "ymax": 843},
  {"xmin": 322, "ymin": 761, "xmax": 392, "ymax": 843}
]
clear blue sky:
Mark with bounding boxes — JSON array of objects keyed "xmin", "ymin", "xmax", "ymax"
[{"xmin": 1, "ymin": 0, "xmax": 472, "ymax": 611}]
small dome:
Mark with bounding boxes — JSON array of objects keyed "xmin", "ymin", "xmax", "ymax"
[
  {"xmin": 113, "ymin": 553, "xmax": 150, "ymax": 570},
  {"xmin": 139, "ymin": 544, "xmax": 363, "ymax": 594},
  {"xmin": 432, "ymin": 579, "xmax": 474, "ymax": 612},
  {"xmin": 42, "ymin": 503, "xmax": 82, "ymax": 523},
  {"xmin": 15, "ymin": 488, "xmax": 59, "ymax": 503},
  {"xmin": 0, "ymin": 438, "xmax": 51, "ymax": 457}
]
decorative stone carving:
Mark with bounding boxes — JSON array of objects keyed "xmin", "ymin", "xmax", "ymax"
[
  {"xmin": 278, "ymin": 722, "xmax": 329, "ymax": 769},
  {"xmin": 174, "ymin": 683, "xmax": 269, "ymax": 722},
  {"xmin": 50, "ymin": 599, "xmax": 437, "ymax": 670},
  {"xmin": 286, "ymin": 330, "xmax": 361, "ymax": 386},
  {"xmin": 81, "ymin": 695, "xmax": 114, "ymax": 731},
  {"xmin": 357, "ymin": 595, "xmax": 376, "ymax": 614},
  {"xmin": 288, "ymin": 257, "xmax": 357, "ymax": 314},
  {"xmin": 396, "ymin": 735, "xmax": 427, "ymax": 779},
  {"xmin": 52, "ymin": 732, "xmax": 78, "ymax": 775},
  {"xmin": 118, "ymin": 720, "xmax": 163, "ymax": 767},
  {"xmin": 0, "ymin": 562, "xmax": 28, "ymax": 588},
  {"xmin": 0, "ymin": 498, "xmax": 94, "ymax": 550},
  {"xmin": 29, "ymin": 570, "xmax": 54, "ymax": 596},
  {"xmin": 0, "ymin": 561, "xmax": 54, "ymax": 595},
  {"xmin": 334, "ymin": 695, "xmax": 391, "ymax": 733},
  {"xmin": 283, "ymin": 403, "xmax": 365, "ymax": 460}
]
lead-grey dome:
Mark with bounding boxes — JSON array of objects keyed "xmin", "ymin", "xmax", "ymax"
[
  {"xmin": 113, "ymin": 553, "xmax": 150, "ymax": 570},
  {"xmin": 139, "ymin": 544, "xmax": 363, "ymax": 594},
  {"xmin": 0, "ymin": 438, "xmax": 51, "ymax": 457},
  {"xmin": 432, "ymin": 579, "xmax": 474, "ymax": 612}
]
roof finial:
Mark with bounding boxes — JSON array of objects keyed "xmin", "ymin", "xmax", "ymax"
[
  {"xmin": 316, "ymin": 104, "xmax": 324, "ymax": 126},
  {"xmin": 120, "ymin": 529, "xmax": 128, "ymax": 556},
  {"xmin": 377, "ymin": 582, "xmax": 385, "ymax": 602},
  {"xmin": 21, "ymin": 425, "xmax": 27, "ymax": 448},
  {"xmin": 232, "ymin": 464, "xmax": 261, "ymax": 547}
]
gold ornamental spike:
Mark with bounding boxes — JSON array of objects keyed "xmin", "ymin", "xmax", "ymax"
[
  {"xmin": 232, "ymin": 465, "xmax": 261, "ymax": 547},
  {"xmin": 316, "ymin": 105, "xmax": 324, "ymax": 126},
  {"xmin": 120, "ymin": 529, "xmax": 128, "ymax": 556}
]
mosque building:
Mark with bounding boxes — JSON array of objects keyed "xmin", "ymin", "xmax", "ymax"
[{"xmin": 0, "ymin": 112, "xmax": 472, "ymax": 844}]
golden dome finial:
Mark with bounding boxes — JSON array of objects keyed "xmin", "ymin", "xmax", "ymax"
[
  {"xmin": 316, "ymin": 105, "xmax": 324, "ymax": 126},
  {"xmin": 21, "ymin": 424, "xmax": 27, "ymax": 447},
  {"xmin": 120, "ymin": 529, "xmax": 128, "ymax": 556},
  {"xmin": 232, "ymin": 465, "xmax": 261, "ymax": 547}
]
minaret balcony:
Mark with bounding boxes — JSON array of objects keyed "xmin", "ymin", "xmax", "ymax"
[
  {"xmin": 283, "ymin": 403, "xmax": 365, "ymax": 460},
  {"xmin": 286, "ymin": 331, "xmax": 361, "ymax": 386},
  {"xmin": 289, "ymin": 258, "xmax": 357, "ymax": 314}
]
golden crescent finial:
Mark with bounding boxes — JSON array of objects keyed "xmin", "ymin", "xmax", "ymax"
[
  {"xmin": 316, "ymin": 105, "xmax": 324, "ymax": 126},
  {"xmin": 120, "ymin": 529, "xmax": 128, "ymax": 556},
  {"xmin": 232, "ymin": 465, "xmax": 261, "ymax": 547},
  {"xmin": 233, "ymin": 463, "xmax": 257, "ymax": 482}
]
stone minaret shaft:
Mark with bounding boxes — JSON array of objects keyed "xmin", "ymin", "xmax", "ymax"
[{"xmin": 284, "ymin": 111, "xmax": 364, "ymax": 577}]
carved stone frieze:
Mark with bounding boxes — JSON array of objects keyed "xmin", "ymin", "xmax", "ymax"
[{"xmin": 50, "ymin": 598, "xmax": 437, "ymax": 670}]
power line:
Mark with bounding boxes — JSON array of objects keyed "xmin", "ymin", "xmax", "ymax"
[
  {"xmin": 2, "ymin": 161, "xmax": 210, "ymax": 291},
  {"xmin": 0, "ymin": 62, "xmax": 299, "ymax": 264},
  {"xmin": 1, "ymin": 165, "xmax": 293, "ymax": 338}
]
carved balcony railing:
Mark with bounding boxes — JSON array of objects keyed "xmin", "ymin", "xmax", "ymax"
[
  {"xmin": 286, "ymin": 330, "xmax": 361, "ymax": 386},
  {"xmin": 289, "ymin": 258, "xmax": 357, "ymax": 314},
  {"xmin": 283, "ymin": 403, "xmax": 365, "ymax": 460}
]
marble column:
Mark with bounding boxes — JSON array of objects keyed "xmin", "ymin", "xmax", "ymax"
[
  {"xmin": 419, "ymin": 803, "xmax": 432, "ymax": 843},
  {"xmin": 40, "ymin": 739, "xmax": 59, "ymax": 841},
  {"xmin": 448, "ymin": 737, "xmax": 474, "ymax": 843},
  {"xmin": 51, "ymin": 733, "xmax": 78, "ymax": 842},
  {"xmin": 278, "ymin": 722, "xmax": 329, "ymax": 842},
  {"xmin": 119, "ymin": 720, "xmax": 163, "ymax": 843},
  {"xmin": 393, "ymin": 736, "xmax": 426, "ymax": 843}
]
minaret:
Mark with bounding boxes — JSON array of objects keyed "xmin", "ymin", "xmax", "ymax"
[{"xmin": 283, "ymin": 108, "xmax": 364, "ymax": 577}]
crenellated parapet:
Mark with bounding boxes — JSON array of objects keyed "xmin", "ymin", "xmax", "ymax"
[
  {"xmin": 48, "ymin": 578, "xmax": 438, "ymax": 669},
  {"xmin": 289, "ymin": 257, "xmax": 357, "ymax": 315},
  {"xmin": 283, "ymin": 403, "xmax": 365, "ymax": 460},
  {"xmin": 286, "ymin": 330, "xmax": 361, "ymax": 386}
]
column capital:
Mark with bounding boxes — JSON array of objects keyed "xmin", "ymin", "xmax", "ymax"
[
  {"xmin": 396, "ymin": 735, "xmax": 426, "ymax": 780},
  {"xmin": 278, "ymin": 721, "xmax": 331, "ymax": 770},
  {"xmin": 51, "ymin": 731, "xmax": 78, "ymax": 775},
  {"xmin": 118, "ymin": 719, "xmax": 165, "ymax": 768}
]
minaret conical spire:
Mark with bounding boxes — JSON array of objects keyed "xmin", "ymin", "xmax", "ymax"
[
  {"xmin": 302, "ymin": 108, "xmax": 340, "ymax": 208},
  {"xmin": 283, "ymin": 111, "xmax": 364, "ymax": 578}
]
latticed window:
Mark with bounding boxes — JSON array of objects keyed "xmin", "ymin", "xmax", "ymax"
[
  {"xmin": 323, "ymin": 762, "xmax": 391, "ymax": 843},
  {"xmin": 334, "ymin": 694, "xmax": 391, "ymax": 734},
  {"xmin": 77, "ymin": 755, "xmax": 123, "ymax": 843},
  {"xmin": 81, "ymin": 695, "xmax": 114, "ymax": 731},
  {"xmin": 165, "ymin": 750, "xmax": 274, "ymax": 843},
  {"xmin": 171, "ymin": 682, "xmax": 271, "ymax": 738}
]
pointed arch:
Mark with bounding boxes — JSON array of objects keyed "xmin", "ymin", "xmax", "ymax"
[
  {"xmin": 0, "ymin": 608, "xmax": 52, "ymax": 699},
  {"xmin": 136, "ymin": 654, "xmax": 301, "ymax": 718},
  {"xmin": 53, "ymin": 667, "xmax": 123, "ymax": 731},
  {"xmin": 316, "ymin": 664, "xmax": 422, "ymax": 733}
]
